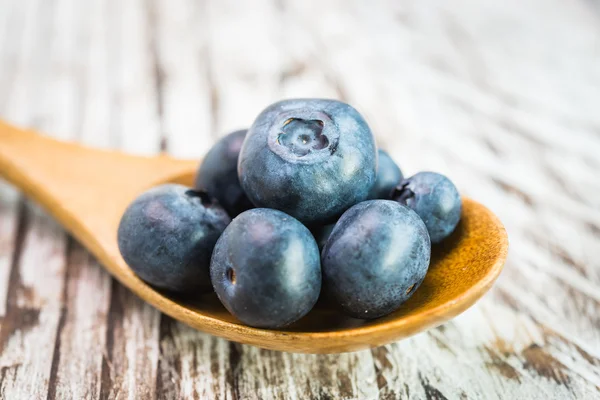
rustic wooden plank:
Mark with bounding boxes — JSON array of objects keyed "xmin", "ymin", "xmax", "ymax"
[
  {"xmin": 205, "ymin": 0, "xmax": 286, "ymax": 134},
  {"xmin": 78, "ymin": 0, "xmax": 112, "ymax": 148},
  {"xmin": 157, "ymin": 316, "xmax": 232, "ymax": 399},
  {"xmin": 43, "ymin": 0, "xmax": 113, "ymax": 398},
  {"xmin": 151, "ymin": 1, "xmax": 236, "ymax": 397},
  {"xmin": 372, "ymin": 307, "xmax": 600, "ymax": 400},
  {"xmin": 1, "ymin": 0, "xmax": 45, "ymax": 126},
  {"xmin": 0, "ymin": 183, "xmax": 20, "ymax": 318},
  {"xmin": 48, "ymin": 243, "xmax": 111, "ymax": 399},
  {"xmin": 0, "ymin": 200, "xmax": 67, "ymax": 398},
  {"xmin": 96, "ymin": 0, "xmax": 162, "ymax": 399},
  {"xmin": 149, "ymin": 1, "xmax": 236, "ymax": 398},
  {"xmin": 284, "ymin": 351, "xmax": 379, "ymax": 399},
  {"xmin": 110, "ymin": 0, "xmax": 162, "ymax": 156},
  {"xmin": 100, "ymin": 284, "xmax": 160, "ymax": 400},
  {"xmin": 151, "ymin": 0, "xmax": 214, "ymax": 158},
  {"xmin": 35, "ymin": 0, "xmax": 82, "ymax": 138},
  {"xmin": 0, "ymin": 0, "xmax": 162, "ymax": 398},
  {"xmin": 0, "ymin": 0, "xmax": 32, "ymax": 114},
  {"xmin": 0, "ymin": 0, "xmax": 73, "ymax": 398}
]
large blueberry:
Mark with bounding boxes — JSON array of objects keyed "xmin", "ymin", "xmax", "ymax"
[
  {"xmin": 117, "ymin": 184, "xmax": 230, "ymax": 293},
  {"xmin": 210, "ymin": 208, "xmax": 321, "ymax": 328},
  {"xmin": 195, "ymin": 129, "xmax": 253, "ymax": 217},
  {"xmin": 238, "ymin": 99, "xmax": 378, "ymax": 224},
  {"xmin": 367, "ymin": 149, "xmax": 403, "ymax": 199},
  {"xmin": 322, "ymin": 200, "xmax": 431, "ymax": 319},
  {"xmin": 393, "ymin": 172, "xmax": 461, "ymax": 243}
]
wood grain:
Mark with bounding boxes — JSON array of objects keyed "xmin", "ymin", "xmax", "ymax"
[{"xmin": 0, "ymin": 0, "xmax": 599, "ymax": 397}]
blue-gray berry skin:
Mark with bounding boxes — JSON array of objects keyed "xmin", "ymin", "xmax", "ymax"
[
  {"xmin": 393, "ymin": 172, "xmax": 462, "ymax": 243},
  {"xmin": 367, "ymin": 149, "xmax": 403, "ymax": 200},
  {"xmin": 210, "ymin": 208, "xmax": 321, "ymax": 328},
  {"xmin": 195, "ymin": 130, "xmax": 253, "ymax": 217},
  {"xmin": 322, "ymin": 200, "xmax": 431, "ymax": 319},
  {"xmin": 117, "ymin": 184, "xmax": 230, "ymax": 293},
  {"xmin": 238, "ymin": 99, "xmax": 378, "ymax": 225}
]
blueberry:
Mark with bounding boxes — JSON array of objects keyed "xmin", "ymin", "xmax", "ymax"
[
  {"xmin": 321, "ymin": 200, "xmax": 431, "ymax": 319},
  {"xmin": 367, "ymin": 149, "xmax": 403, "ymax": 199},
  {"xmin": 393, "ymin": 172, "xmax": 461, "ymax": 243},
  {"xmin": 195, "ymin": 129, "xmax": 253, "ymax": 217},
  {"xmin": 210, "ymin": 208, "xmax": 321, "ymax": 328},
  {"xmin": 117, "ymin": 184, "xmax": 230, "ymax": 293},
  {"xmin": 238, "ymin": 99, "xmax": 378, "ymax": 224}
]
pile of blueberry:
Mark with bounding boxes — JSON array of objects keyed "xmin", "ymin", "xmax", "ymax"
[{"xmin": 118, "ymin": 99, "xmax": 462, "ymax": 329}]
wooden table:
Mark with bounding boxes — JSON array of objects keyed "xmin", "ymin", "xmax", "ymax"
[{"xmin": 0, "ymin": 0, "xmax": 599, "ymax": 398}]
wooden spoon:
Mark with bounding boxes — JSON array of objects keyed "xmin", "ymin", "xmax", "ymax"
[{"xmin": 0, "ymin": 120, "xmax": 508, "ymax": 353}]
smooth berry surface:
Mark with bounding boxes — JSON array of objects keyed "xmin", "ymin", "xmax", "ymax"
[
  {"xmin": 394, "ymin": 171, "xmax": 461, "ymax": 243},
  {"xmin": 367, "ymin": 149, "xmax": 403, "ymax": 199},
  {"xmin": 210, "ymin": 208, "xmax": 321, "ymax": 328},
  {"xmin": 322, "ymin": 200, "xmax": 431, "ymax": 319},
  {"xmin": 195, "ymin": 129, "xmax": 253, "ymax": 217},
  {"xmin": 118, "ymin": 184, "xmax": 231, "ymax": 293},
  {"xmin": 238, "ymin": 99, "xmax": 378, "ymax": 224}
]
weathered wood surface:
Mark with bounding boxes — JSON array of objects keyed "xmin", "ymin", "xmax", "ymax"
[{"xmin": 0, "ymin": 0, "xmax": 599, "ymax": 398}]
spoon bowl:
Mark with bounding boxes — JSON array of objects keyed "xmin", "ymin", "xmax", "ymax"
[{"xmin": 0, "ymin": 120, "xmax": 508, "ymax": 353}]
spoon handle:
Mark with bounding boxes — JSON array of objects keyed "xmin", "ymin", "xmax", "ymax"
[
  {"xmin": 0, "ymin": 119, "xmax": 197, "ymax": 261},
  {"xmin": 0, "ymin": 120, "xmax": 85, "ymax": 206},
  {"xmin": 0, "ymin": 118, "xmax": 197, "ymax": 200}
]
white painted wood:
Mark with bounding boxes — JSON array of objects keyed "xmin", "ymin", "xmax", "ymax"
[
  {"xmin": 51, "ymin": 246, "xmax": 111, "ymax": 399},
  {"xmin": 152, "ymin": 0, "xmax": 214, "ymax": 158},
  {"xmin": 0, "ymin": 182, "xmax": 19, "ymax": 317},
  {"xmin": 47, "ymin": 0, "xmax": 112, "ymax": 398},
  {"xmin": 0, "ymin": 202, "xmax": 67, "ymax": 399},
  {"xmin": 110, "ymin": 0, "xmax": 161, "ymax": 156},
  {"xmin": 92, "ymin": 1, "xmax": 161, "ymax": 399},
  {"xmin": 79, "ymin": 0, "xmax": 112, "ymax": 148},
  {"xmin": 205, "ymin": 0, "xmax": 286, "ymax": 135},
  {"xmin": 151, "ymin": 2, "xmax": 236, "ymax": 398},
  {"xmin": 0, "ymin": 0, "xmax": 71, "ymax": 398},
  {"xmin": 36, "ymin": 0, "xmax": 81, "ymax": 138},
  {"xmin": 102, "ymin": 285, "xmax": 161, "ymax": 400},
  {"xmin": 157, "ymin": 318, "xmax": 232, "ymax": 399},
  {"xmin": 0, "ymin": 0, "xmax": 162, "ymax": 398}
]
